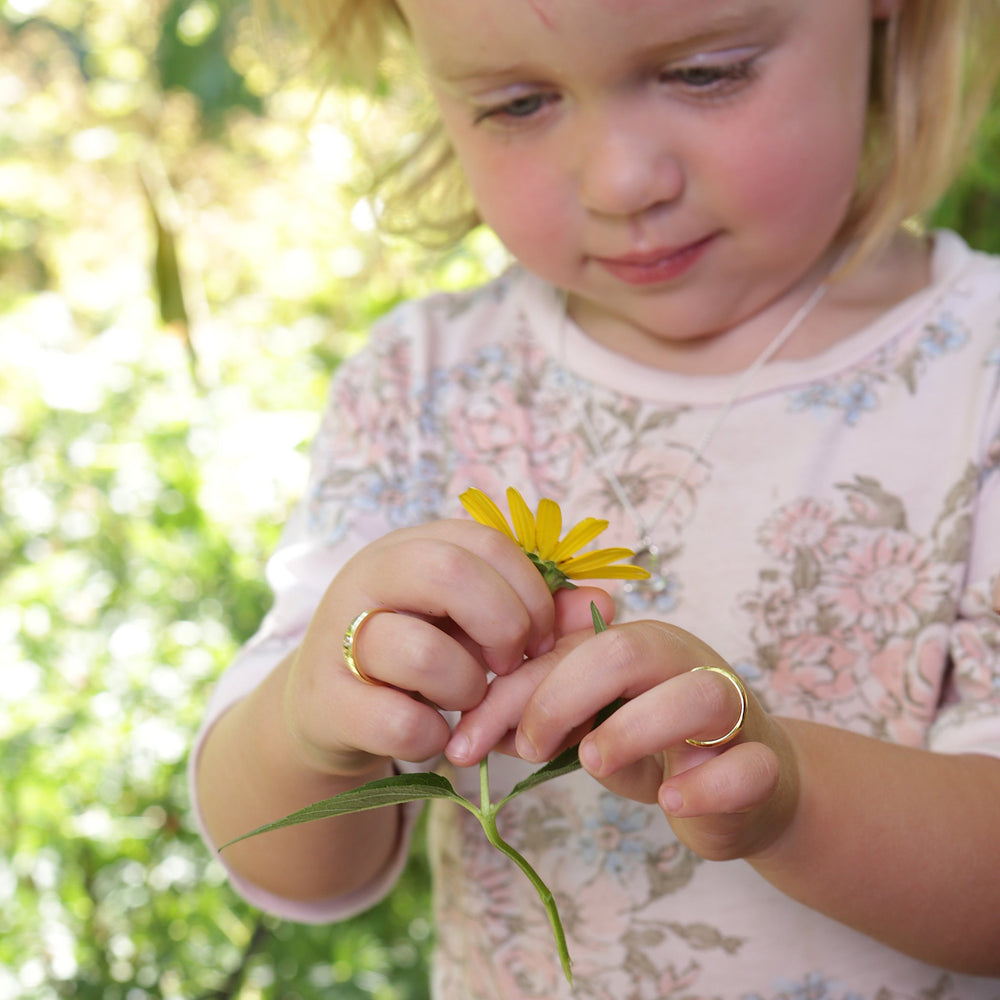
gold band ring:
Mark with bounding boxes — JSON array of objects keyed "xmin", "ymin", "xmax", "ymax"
[
  {"xmin": 343, "ymin": 608, "xmax": 393, "ymax": 686},
  {"xmin": 685, "ymin": 665, "xmax": 748, "ymax": 748}
]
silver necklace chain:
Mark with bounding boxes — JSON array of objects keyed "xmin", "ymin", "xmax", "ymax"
[{"xmin": 566, "ymin": 277, "xmax": 832, "ymax": 583}]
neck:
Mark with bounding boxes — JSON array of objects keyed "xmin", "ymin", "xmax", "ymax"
[{"xmin": 566, "ymin": 245, "xmax": 850, "ymax": 376}]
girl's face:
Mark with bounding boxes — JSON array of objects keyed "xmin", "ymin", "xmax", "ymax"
[{"xmin": 399, "ymin": 0, "xmax": 898, "ymax": 372}]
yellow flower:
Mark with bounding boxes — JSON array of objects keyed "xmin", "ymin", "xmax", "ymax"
[{"xmin": 460, "ymin": 486, "xmax": 651, "ymax": 592}]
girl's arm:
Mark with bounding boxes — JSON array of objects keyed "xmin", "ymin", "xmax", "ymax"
[
  {"xmin": 748, "ymin": 720, "xmax": 1000, "ymax": 977},
  {"xmin": 195, "ymin": 652, "xmax": 401, "ymax": 902},
  {"xmin": 194, "ymin": 519, "xmax": 613, "ymax": 904}
]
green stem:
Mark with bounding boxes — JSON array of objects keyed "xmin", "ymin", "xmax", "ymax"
[
  {"xmin": 479, "ymin": 780, "xmax": 573, "ymax": 986},
  {"xmin": 480, "ymin": 754, "xmax": 492, "ymax": 813}
]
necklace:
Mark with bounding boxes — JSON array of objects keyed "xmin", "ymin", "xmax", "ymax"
[{"xmin": 566, "ymin": 277, "xmax": 832, "ymax": 603}]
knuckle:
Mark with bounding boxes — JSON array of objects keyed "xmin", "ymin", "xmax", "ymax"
[
  {"xmin": 422, "ymin": 539, "xmax": 473, "ymax": 589},
  {"xmin": 478, "ymin": 524, "xmax": 520, "ymax": 564},
  {"xmin": 382, "ymin": 700, "xmax": 446, "ymax": 758},
  {"xmin": 600, "ymin": 627, "xmax": 646, "ymax": 679},
  {"xmin": 691, "ymin": 670, "xmax": 733, "ymax": 720},
  {"xmin": 402, "ymin": 624, "xmax": 443, "ymax": 677}
]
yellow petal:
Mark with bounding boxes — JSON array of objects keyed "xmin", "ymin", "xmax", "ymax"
[
  {"xmin": 534, "ymin": 498, "xmax": 563, "ymax": 560},
  {"xmin": 567, "ymin": 564, "xmax": 652, "ymax": 580},
  {"xmin": 559, "ymin": 547, "xmax": 638, "ymax": 575},
  {"xmin": 459, "ymin": 487, "xmax": 516, "ymax": 541},
  {"xmin": 552, "ymin": 518, "xmax": 609, "ymax": 561},
  {"xmin": 506, "ymin": 487, "xmax": 536, "ymax": 553}
]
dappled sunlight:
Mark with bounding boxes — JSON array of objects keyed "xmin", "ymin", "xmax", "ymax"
[{"xmin": 1, "ymin": 0, "xmax": 997, "ymax": 997}]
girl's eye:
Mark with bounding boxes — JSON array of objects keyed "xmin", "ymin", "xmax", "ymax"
[
  {"xmin": 663, "ymin": 57, "xmax": 757, "ymax": 93},
  {"xmin": 474, "ymin": 92, "xmax": 557, "ymax": 125}
]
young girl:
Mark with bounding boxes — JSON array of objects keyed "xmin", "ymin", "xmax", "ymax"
[{"xmin": 191, "ymin": 2, "xmax": 1000, "ymax": 997}]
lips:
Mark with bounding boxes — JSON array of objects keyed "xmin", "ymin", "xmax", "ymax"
[{"xmin": 593, "ymin": 234, "xmax": 716, "ymax": 286}]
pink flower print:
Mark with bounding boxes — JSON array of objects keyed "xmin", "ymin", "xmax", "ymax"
[
  {"xmin": 547, "ymin": 860, "xmax": 632, "ymax": 973},
  {"xmin": 821, "ymin": 530, "xmax": 955, "ymax": 639},
  {"xmin": 649, "ymin": 962, "xmax": 705, "ymax": 1000},
  {"xmin": 768, "ymin": 631, "xmax": 862, "ymax": 706},
  {"xmin": 745, "ymin": 584, "xmax": 826, "ymax": 653},
  {"xmin": 950, "ymin": 621, "xmax": 1000, "ymax": 701},
  {"xmin": 867, "ymin": 625, "xmax": 949, "ymax": 746},
  {"xmin": 758, "ymin": 498, "xmax": 841, "ymax": 561},
  {"xmin": 491, "ymin": 942, "xmax": 563, "ymax": 999},
  {"xmin": 453, "ymin": 383, "xmax": 534, "ymax": 460}
]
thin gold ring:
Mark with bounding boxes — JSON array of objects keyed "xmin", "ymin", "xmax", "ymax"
[
  {"xmin": 343, "ymin": 608, "xmax": 393, "ymax": 686},
  {"xmin": 685, "ymin": 665, "xmax": 748, "ymax": 748}
]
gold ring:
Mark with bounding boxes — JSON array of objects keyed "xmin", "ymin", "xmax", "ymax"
[
  {"xmin": 343, "ymin": 608, "xmax": 392, "ymax": 686},
  {"xmin": 685, "ymin": 665, "xmax": 748, "ymax": 748}
]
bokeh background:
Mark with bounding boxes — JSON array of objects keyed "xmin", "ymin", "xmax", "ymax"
[{"xmin": 1, "ymin": 1, "xmax": 998, "ymax": 998}]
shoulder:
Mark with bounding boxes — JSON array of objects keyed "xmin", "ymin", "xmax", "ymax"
[
  {"xmin": 322, "ymin": 265, "xmax": 566, "ymax": 412},
  {"xmin": 364, "ymin": 265, "xmax": 561, "ymax": 355},
  {"xmin": 931, "ymin": 230, "xmax": 1000, "ymax": 307}
]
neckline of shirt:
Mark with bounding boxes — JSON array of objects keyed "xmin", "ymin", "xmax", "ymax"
[{"xmin": 520, "ymin": 230, "xmax": 972, "ymax": 406}]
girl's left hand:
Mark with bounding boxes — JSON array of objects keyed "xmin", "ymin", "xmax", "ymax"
[{"xmin": 448, "ymin": 619, "xmax": 800, "ymax": 862}]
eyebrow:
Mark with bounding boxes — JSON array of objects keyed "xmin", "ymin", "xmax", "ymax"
[{"xmin": 425, "ymin": 0, "xmax": 788, "ymax": 86}]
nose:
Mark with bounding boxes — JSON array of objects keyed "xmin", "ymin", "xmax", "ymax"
[{"xmin": 575, "ymin": 104, "xmax": 684, "ymax": 218}]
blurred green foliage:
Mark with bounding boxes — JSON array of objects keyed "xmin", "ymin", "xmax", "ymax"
[
  {"xmin": 0, "ymin": 0, "xmax": 998, "ymax": 997},
  {"xmin": 0, "ymin": 0, "xmax": 509, "ymax": 996}
]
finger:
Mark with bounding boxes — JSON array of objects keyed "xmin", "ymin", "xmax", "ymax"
[
  {"xmin": 444, "ymin": 631, "xmax": 593, "ymax": 765},
  {"xmin": 344, "ymin": 610, "xmax": 490, "ymax": 710},
  {"xmin": 287, "ymin": 653, "xmax": 454, "ymax": 770},
  {"xmin": 516, "ymin": 621, "xmax": 726, "ymax": 763},
  {"xmin": 576, "ymin": 668, "xmax": 738, "ymax": 777},
  {"xmin": 552, "ymin": 586, "xmax": 615, "ymax": 637},
  {"xmin": 446, "ymin": 589, "xmax": 615, "ymax": 765},
  {"xmin": 328, "ymin": 683, "xmax": 455, "ymax": 765},
  {"xmin": 658, "ymin": 741, "xmax": 781, "ymax": 819},
  {"xmin": 352, "ymin": 521, "xmax": 556, "ymax": 672}
]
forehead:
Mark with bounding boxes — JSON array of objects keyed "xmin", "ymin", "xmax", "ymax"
[{"xmin": 398, "ymin": 0, "xmax": 793, "ymax": 69}]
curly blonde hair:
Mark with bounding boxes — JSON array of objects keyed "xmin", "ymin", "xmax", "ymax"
[{"xmin": 282, "ymin": 0, "xmax": 1000, "ymax": 258}]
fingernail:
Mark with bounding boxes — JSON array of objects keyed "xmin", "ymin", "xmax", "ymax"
[
  {"xmin": 445, "ymin": 732, "xmax": 471, "ymax": 764},
  {"xmin": 516, "ymin": 730, "xmax": 538, "ymax": 762},
  {"xmin": 660, "ymin": 786, "xmax": 683, "ymax": 814},
  {"xmin": 579, "ymin": 737, "xmax": 601, "ymax": 773}
]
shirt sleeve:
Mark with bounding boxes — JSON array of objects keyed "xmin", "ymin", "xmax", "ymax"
[
  {"xmin": 187, "ymin": 313, "xmax": 440, "ymax": 923},
  {"xmin": 927, "ymin": 355, "xmax": 1000, "ymax": 759}
]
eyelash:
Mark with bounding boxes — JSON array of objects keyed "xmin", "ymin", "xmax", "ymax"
[
  {"xmin": 472, "ymin": 56, "xmax": 759, "ymax": 127},
  {"xmin": 663, "ymin": 57, "xmax": 758, "ymax": 93},
  {"xmin": 473, "ymin": 93, "xmax": 558, "ymax": 126}
]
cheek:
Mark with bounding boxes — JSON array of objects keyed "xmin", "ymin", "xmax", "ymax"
[
  {"xmin": 718, "ymin": 105, "xmax": 865, "ymax": 246},
  {"xmin": 463, "ymin": 154, "xmax": 573, "ymax": 262}
]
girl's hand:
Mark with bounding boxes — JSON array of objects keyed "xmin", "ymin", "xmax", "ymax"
[
  {"xmin": 282, "ymin": 518, "xmax": 613, "ymax": 780},
  {"xmin": 451, "ymin": 619, "xmax": 799, "ymax": 861}
]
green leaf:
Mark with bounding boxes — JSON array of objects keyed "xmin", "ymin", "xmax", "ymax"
[
  {"xmin": 501, "ymin": 744, "xmax": 583, "ymax": 804},
  {"xmin": 591, "ymin": 601, "xmax": 609, "ymax": 633},
  {"xmin": 220, "ymin": 772, "xmax": 470, "ymax": 849}
]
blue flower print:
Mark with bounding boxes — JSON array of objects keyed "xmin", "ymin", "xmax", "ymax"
[
  {"xmin": 579, "ymin": 794, "xmax": 649, "ymax": 878},
  {"xmin": 835, "ymin": 378, "xmax": 880, "ymax": 426},
  {"xmin": 918, "ymin": 314, "xmax": 967, "ymax": 358},
  {"xmin": 788, "ymin": 378, "xmax": 878, "ymax": 426},
  {"xmin": 743, "ymin": 972, "xmax": 865, "ymax": 1000}
]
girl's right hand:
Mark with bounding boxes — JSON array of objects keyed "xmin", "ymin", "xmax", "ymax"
[{"xmin": 281, "ymin": 519, "xmax": 610, "ymax": 779}]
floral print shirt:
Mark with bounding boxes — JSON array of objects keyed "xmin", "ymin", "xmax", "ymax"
[{"xmin": 191, "ymin": 231, "xmax": 1000, "ymax": 1000}]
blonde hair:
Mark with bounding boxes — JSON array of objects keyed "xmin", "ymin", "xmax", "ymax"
[{"xmin": 283, "ymin": 0, "xmax": 1000, "ymax": 258}]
